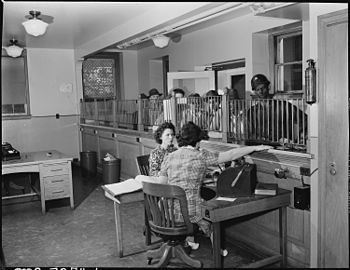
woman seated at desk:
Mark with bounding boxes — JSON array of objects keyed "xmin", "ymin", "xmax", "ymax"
[
  {"xmin": 142, "ymin": 121, "xmax": 272, "ymax": 255},
  {"xmin": 149, "ymin": 122, "xmax": 177, "ymax": 177}
]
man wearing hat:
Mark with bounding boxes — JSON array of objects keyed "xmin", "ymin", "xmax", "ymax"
[
  {"xmin": 147, "ymin": 88, "xmax": 163, "ymax": 129},
  {"xmin": 250, "ymin": 74, "xmax": 274, "ymax": 99},
  {"xmin": 246, "ymin": 74, "xmax": 307, "ymax": 147},
  {"xmin": 148, "ymin": 88, "xmax": 162, "ymax": 100}
]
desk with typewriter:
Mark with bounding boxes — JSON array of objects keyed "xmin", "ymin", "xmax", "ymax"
[
  {"xmin": 200, "ymin": 188, "xmax": 291, "ymax": 268},
  {"xmin": 200, "ymin": 163, "xmax": 291, "ymax": 268},
  {"xmin": 2, "ymin": 150, "xmax": 74, "ymax": 214}
]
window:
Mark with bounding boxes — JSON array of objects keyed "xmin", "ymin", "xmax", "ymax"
[
  {"xmin": 82, "ymin": 53, "xmax": 121, "ymax": 99},
  {"xmin": 1, "ymin": 50, "xmax": 30, "ymax": 118},
  {"xmin": 274, "ymin": 30, "xmax": 302, "ymax": 93}
]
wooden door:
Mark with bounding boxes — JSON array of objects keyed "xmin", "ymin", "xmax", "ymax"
[{"xmin": 318, "ymin": 9, "xmax": 348, "ymax": 267}]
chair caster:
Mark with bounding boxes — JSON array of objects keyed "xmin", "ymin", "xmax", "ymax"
[{"xmin": 147, "ymin": 257, "xmax": 152, "ymax": 265}]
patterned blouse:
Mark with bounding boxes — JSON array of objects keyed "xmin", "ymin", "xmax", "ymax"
[
  {"xmin": 159, "ymin": 146, "xmax": 219, "ymax": 229},
  {"xmin": 149, "ymin": 145, "xmax": 177, "ymax": 177}
]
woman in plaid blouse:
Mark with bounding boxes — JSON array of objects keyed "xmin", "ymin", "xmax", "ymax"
[{"xmin": 158, "ymin": 122, "xmax": 272, "ymax": 253}]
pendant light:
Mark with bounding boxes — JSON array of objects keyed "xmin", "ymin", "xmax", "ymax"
[
  {"xmin": 22, "ymin": 10, "xmax": 48, "ymax": 37},
  {"xmin": 152, "ymin": 35, "xmax": 170, "ymax": 48},
  {"xmin": 4, "ymin": 39, "xmax": 23, "ymax": 58}
]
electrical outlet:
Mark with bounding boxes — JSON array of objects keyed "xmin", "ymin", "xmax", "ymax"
[{"xmin": 300, "ymin": 167, "xmax": 310, "ymax": 176}]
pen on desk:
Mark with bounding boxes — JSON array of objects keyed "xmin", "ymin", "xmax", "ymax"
[{"xmin": 231, "ymin": 164, "xmax": 247, "ymax": 187}]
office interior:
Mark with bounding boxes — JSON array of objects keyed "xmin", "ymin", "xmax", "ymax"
[{"xmin": 1, "ymin": 2, "xmax": 349, "ymax": 268}]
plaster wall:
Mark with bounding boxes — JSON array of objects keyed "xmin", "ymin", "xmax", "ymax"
[{"xmin": 2, "ymin": 48, "xmax": 80, "ymax": 158}]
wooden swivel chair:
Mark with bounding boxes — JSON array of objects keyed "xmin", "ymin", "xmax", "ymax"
[
  {"xmin": 142, "ymin": 181, "xmax": 202, "ymax": 268},
  {"xmin": 135, "ymin": 154, "xmax": 152, "ymax": 245},
  {"xmin": 135, "ymin": 154, "xmax": 150, "ymax": 176}
]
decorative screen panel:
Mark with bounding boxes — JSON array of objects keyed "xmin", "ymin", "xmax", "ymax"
[{"xmin": 82, "ymin": 58, "xmax": 116, "ymax": 98}]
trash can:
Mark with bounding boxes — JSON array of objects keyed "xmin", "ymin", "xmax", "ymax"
[
  {"xmin": 102, "ymin": 158, "xmax": 121, "ymax": 184},
  {"xmin": 80, "ymin": 151, "xmax": 97, "ymax": 177}
]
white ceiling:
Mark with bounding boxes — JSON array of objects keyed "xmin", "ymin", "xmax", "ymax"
[
  {"xmin": 2, "ymin": 2, "xmax": 168, "ymax": 49},
  {"xmin": 2, "ymin": 2, "xmax": 305, "ymax": 54}
]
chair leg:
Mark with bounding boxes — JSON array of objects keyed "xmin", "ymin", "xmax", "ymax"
[
  {"xmin": 146, "ymin": 242, "xmax": 168, "ymax": 261},
  {"xmin": 174, "ymin": 245, "xmax": 202, "ymax": 268},
  {"xmin": 154, "ymin": 245, "xmax": 172, "ymax": 268}
]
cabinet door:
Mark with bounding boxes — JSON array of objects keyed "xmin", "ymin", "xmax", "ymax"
[
  {"xmin": 81, "ymin": 127, "xmax": 98, "ymax": 154},
  {"xmin": 116, "ymin": 134, "xmax": 140, "ymax": 179},
  {"xmin": 98, "ymin": 130, "xmax": 117, "ymax": 164}
]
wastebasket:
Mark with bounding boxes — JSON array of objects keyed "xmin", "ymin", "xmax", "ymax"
[
  {"xmin": 102, "ymin": 158, "xmax": 121, "ymax": 184},
  {"xmin": 80, "ymin": 151, "xmax": 97, "ymax": 177}
]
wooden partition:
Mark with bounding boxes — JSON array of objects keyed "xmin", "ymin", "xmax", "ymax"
[{"xmin": 80, "ymin": 95, "xmax": 309, "ymax": 153}]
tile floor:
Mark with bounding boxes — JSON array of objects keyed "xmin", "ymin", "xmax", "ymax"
[{"xmin": 2, "ymin": 164, "xmax": 278, "ymax": 268}]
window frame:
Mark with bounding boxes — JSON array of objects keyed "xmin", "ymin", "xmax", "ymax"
[
  {"xmin": 272, "ymin": 28, "xmax": 303, "ymax": 95},
  {"xmin": 1, "ymin": 49, "xmax": 31, "ymax": 120},
  {"xmin": 82, "ymin": 52, "xmax": 122, "ymax": 100}
]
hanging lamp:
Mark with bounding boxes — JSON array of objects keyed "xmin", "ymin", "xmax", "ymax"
[
  {"xmin": 152, "ymin": 35, "xmax": 170, "ymax": 48},
  {"xmin": 4, "ymin": 39, "xmax": 23, "ymax": 57},
  {"xmin": 22, "ymin": 10, "xmax": 49, "ymax": 37}
]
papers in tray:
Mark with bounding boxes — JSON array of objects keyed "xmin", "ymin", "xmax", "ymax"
[
  {"xmin": 102, "ymin": 178, "xmax": 142, "ymax": 198},
  {"xmin": 254, "ymin": 182, "xmax": 278, "ymax": 196}
]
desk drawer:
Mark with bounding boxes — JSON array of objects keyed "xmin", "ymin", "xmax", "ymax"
[
  {"xmin": 44, "ymin": 175, "xmax": 70, "ymax": 200},
  {"xmin": 43, "ymin": 174, "xmax": 70, "ymax": 187},
  {"xmin": 41, "ymin": 163, "xmax": 69, "ymax": 177},
  {"xmin": 44, "ymin": 185, "xmax": 70, "ymax": 200}
]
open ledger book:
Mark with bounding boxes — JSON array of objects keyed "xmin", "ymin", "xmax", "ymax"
[{"xmin": 102, "ymin": 178, "xmax": 142, "ymax": 198}]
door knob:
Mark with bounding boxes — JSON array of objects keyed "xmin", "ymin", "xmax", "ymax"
[{"xmin": 329, "ymin": 162, "xmax": 337, "ymax": 175}]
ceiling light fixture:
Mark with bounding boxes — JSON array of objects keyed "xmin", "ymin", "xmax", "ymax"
[
  {"xmin": 249, "ymin": 2, "xmax": 294, "ymax": 15},
  {"xmin": 22, "ymin": 10, "xmax": 49, "ymax": 37},
  {"xmin": 115, "ymin": 2, "xmax": 253, "ymax": 50},
  {"xmin": 152, "ymin": 35, "xmax": 170, "ymax": 48},
  {"xmin": 4, "ymin": 39, "xmax": 23, "ymax": 58}
]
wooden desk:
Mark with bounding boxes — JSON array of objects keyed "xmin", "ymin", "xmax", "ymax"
[
  {"xmin": 2, "ymin": 150, "xmax": 74, "ymax": 214},
  {"xmin": 103, "ymin": 188, "xmax": 161, "ymax": 257},
  {"xmin": 200, "ymin": 188, "xmax": 291, "ymax": 268}
]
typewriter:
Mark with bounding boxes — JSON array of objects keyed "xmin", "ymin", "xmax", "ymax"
[{"xmin": 2, "ymin": 142, "xmax": 21, "ymax": 161}]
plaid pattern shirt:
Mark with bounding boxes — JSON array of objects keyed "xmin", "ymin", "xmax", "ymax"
[{"xmin": 159, "ymin": 146, "xmax": 218, "ymax": 224}]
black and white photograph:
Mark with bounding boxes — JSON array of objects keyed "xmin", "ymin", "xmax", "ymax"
[{"xmin": 1, "ymin": 1, "xmax": 348, "ymax": 268}]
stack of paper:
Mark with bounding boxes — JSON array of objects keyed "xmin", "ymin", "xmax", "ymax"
[
  {"xmin": 254, "ymin": 182, "xmax": 278, "ymax": 196},
  {"xmin": 102, "ymin": 178, "xmax": 142, "ymax": 198}
]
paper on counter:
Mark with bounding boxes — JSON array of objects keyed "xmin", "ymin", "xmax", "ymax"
[{"xmin": 216, "ymin": 196, "xmax": 237, "ymax": 202}]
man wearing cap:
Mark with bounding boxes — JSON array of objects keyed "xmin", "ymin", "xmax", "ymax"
[
  {"xmin": 246, "ymin": 74, "xmax": 307, "ymax": 147},
  {"xmin": 147, "ymin": 88, "xmax": 163, "ymax": 128},
  {"xmin": 250, "ymin": 74, "xmax": 274, "ymax": 99}
]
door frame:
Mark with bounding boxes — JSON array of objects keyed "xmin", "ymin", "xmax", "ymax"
[{"xmin": 317, "ymin": 9, "xmax": 348, "ymax": 267}]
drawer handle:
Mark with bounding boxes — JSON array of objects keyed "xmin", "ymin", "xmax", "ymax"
[
  {"xmin": 52, "ymin": 190, "xmax": 64, "ymax": 194},
  {"xmin": 51, "ymin": 168, "xmax": 63, "ymax": 172},
  {"xmin": 51, "ymin": 180, "xmax": 64, "ymax": 183}
]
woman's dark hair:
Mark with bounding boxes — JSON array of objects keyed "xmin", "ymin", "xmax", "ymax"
[
  {"xmin": 177, "ymin": 121, "xmax": 209, "ymax": 147},
  {"xmin": 205, "ymin": 90, "xmax": 219, "ymax": 97},
  {"xmin": 173, "ymin": 88, "xmax": 185, "ymax": 96},
  {"xmin": 188, "ymin": 93, "xmax": 200, "ymax": 98},
  {"xmin": 154, "ymin": 122, "xmax": 176, "ymax": 144}
]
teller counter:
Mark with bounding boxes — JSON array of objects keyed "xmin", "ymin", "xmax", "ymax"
[{"xmin": 80, "ymin": 123, "xmax": 312, "ymax": 267}]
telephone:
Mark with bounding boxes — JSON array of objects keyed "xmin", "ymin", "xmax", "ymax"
[{"xmin": 2, "ymin": 142, "xmax": 21, "ymax": 161}]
